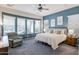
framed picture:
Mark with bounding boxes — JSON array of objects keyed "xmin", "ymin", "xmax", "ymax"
[
  {"xmin": 57, "ymin": 16, "xmax": 63, "ymax": 25},
  {"xmin": 51, "ymin": 19, "xmax": 55, "ymax": 27}
]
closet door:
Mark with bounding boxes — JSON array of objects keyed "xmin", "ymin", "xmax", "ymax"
[{"xmin": 3, "ymin": 15, "xmax": 16, "ymax": 35}]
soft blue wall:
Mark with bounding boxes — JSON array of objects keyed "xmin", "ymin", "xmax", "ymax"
[{"xmin": 43, "ymin": 6, "xmax": 79, "ymax": 28}]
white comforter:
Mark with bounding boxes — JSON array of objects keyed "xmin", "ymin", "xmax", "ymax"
[{"xmin": 35, "ymin": 33, "xmax": 66, "ymax": 49}]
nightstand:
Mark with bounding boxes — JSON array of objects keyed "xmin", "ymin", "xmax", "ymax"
[
  {"xmin": 77, "ymin": 37, "xmax": 79, "ymax": 46},
  {"xmin": 0, "ymin": 47, "xmax": 8, "ymax": 55},
  {"xmin": 66, "ymin": 35, "xmax": 77, "ymax": 46}
]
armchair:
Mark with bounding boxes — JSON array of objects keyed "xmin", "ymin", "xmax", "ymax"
[{"xmin": 7, "ymin": 32, "xmax": 23, "ymax": 48}]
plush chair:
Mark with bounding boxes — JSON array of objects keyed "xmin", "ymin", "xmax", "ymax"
[{"xmin": 7, "ymin": 32, "xmax": 23, "ymax": 48}]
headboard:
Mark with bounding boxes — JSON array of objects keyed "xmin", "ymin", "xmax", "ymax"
[{"xmin": 49, "ymin": 27, "xmax": 68, "ymax": 35}]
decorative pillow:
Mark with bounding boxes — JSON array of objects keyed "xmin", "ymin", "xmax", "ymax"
[
  {"xmin": 49, "ymin": 30, "xmax": 53, "ymax": 33},
  {"xmin": 60, "ymin": 30, "xmax": 64, "ymax": 34},
  {"xmin": 56, "ymin": 31, "xmax": 61, "ymax": 34},
  {"xmin": 64, "ymin": 29, "xmax": 68, "ymax": 35}
]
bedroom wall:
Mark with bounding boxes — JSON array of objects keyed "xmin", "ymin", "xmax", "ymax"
[{"xmin": 43, "ymin": 6, "xmax": 79, "ymax": 29}]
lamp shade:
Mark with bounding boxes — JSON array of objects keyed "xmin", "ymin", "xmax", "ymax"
[
  {"xmin": 68, "ymin": 29, "xmax": 74, "ymax": 35},
  {"xmin": 43, "ymin": 28, "xmax": 46, "ymax": 32}
]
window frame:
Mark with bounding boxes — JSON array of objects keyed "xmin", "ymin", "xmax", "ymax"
[
  {"xmin": 2, "ymin": 12, "xmax": 41, "ymax": 36},
  {"xmin": 35, "ymin": 20, "xmax": 41, "ymax": 33}
]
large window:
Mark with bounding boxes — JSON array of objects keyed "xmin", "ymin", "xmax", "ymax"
[
  {"xmin": 3, "ymin": 13, "xmax": 41, "ymax": 37},
  {"xmin": 27, "ymin": 19, "xmax": 34, "ymax": 34},
  {"xmin": 17, "ymin": 17, "xmax": 25, "ymax": 35},
  {"xmin": 44, "ymin": 20, "xmax": 49, "ymax": 28},
  {"xmin": 3, "ymin": 15, "xmax": 16, "ymax": 35},
  {"xmin": 35, "ymin": 20, "xmax": 40, "ymax": 33}
]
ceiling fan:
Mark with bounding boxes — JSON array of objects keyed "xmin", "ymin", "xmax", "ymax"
[{"xmin": 37, "ymin": 4, "xmax": 49, "ymax": 12}]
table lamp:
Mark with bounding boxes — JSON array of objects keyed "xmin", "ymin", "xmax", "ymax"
[
  {"xmin": 43, "ymin": 28, "xmax": 46, "ymax": 33},
  {"xmin": 68, "ymin": 29, "xmax": 74, "ymax": 37}
]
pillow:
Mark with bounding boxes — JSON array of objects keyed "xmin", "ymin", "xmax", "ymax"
[
  {"xmin": 49, "ymin": 30, "xmax": 54, "ymax": 33},
  {"xmin": 60, "ymin": 30, "xmax": 64, "ymax": 34},
  {"xmin": 64, "ymin": 29, "xmax": 68, "ymax": 35},
  {"xmin": 56, "ymin": 31, "xmax": 61, "ymax": 34}
]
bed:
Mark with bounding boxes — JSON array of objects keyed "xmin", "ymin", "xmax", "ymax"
[{"xmin": 35, "ymin": 27, "xmax": 68, "ymax": 49}]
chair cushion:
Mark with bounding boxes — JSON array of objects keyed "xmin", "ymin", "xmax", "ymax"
[
  {"xmin": 13, "ymin": 39, "xmax": 22, "ymax": 42},
  {"xmin": 8, "ymin": 32, "xmax": 17, "ymax": 36}
]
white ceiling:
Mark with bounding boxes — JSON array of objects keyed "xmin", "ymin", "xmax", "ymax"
[{"xmin": 1, "ymin": 4, "xmax": 79, "ymax": 16}]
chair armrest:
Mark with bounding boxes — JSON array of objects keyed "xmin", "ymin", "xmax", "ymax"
[
  {"xmin": 9, "ymin": 39, "xmax": 13, "ymax": 42},
  {"xmin": 17, "ymin": 36, "xmax": 23, "ymax": 39}
]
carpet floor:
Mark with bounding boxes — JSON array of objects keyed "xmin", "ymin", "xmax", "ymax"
[{"xmin": 8, "ymin": 38, "xmax": 78, "ymax": 55}]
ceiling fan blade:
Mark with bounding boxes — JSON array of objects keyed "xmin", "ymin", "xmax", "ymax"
[
  {"xmin": 38, "ymin": 4, "xmax": 46, "ymax": 7},
  {"xmin": 38, "ymin": 9, "xmax": 42, "ymax": 12},
  {"xmin": 38, "ymin": 4, "xmax": 42, "ymax": 6},
  {"xmin": 42, "ymin": 8, "xmax": 49, "ymax": 10},
  {"xmin": 37, "ymin": 4, "xmax": 49, "ymax": 12},
  {"xmin": 39, "ymin": 10, "xmax": 42, "ymax": 12}
]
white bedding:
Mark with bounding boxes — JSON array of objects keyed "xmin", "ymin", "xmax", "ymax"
[{"xmin": 35, "ymin": 33, "xmax": 67, "ymax": 49}]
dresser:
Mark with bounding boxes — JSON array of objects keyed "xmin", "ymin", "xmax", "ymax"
[{"xmin": 66, "ymin": 35, "xmax": 77, "ymax": 46}]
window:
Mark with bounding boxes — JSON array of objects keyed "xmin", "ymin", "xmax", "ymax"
[
  {"xmin": 50, "ymin": 19, "xmax": 55, "ymax": 27},
  {"xmin": 3, "ymin": 15, "xmax": 16, "ymax": 35},
  {"xmin": 27, "ymin": 19, "xmax": 34, "ymax": 34},
  {"xmin": 44, "ymin": 20, "xmax": 49, "ymax": 27},
  {"xmin": 35, "ymin": 20, "xmax": 40, "ymax": 33},
  {"xmin": 57, "ymin": 16, "xmax": 63, "ymax": 25},
  {"xmin": 68, "ymin": 14, "xmax": 79, "ymax": 36},
  {"xmin": 44, "ymin": 20, "xmax": 49, "ymax": 30},
  {"xmin": 3, "ymin": 13, "xmax": 41, "ymax": 37},
  {"xmin": 17, "ymin": 17, "xmax": 25, "ymax": 35}
]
